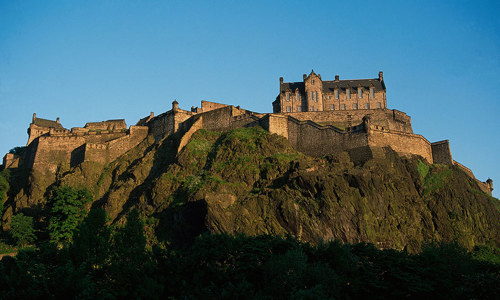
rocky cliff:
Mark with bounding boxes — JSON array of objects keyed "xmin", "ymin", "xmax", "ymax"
[{"xmin": 1, "ymin": 127, "xmax": 499, "ymax": 252}]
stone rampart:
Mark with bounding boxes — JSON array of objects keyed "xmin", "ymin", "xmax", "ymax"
[
  {"xmin": 368, "ymin": 128, "xmax": 433, "ymax": 163},
  {"xmin": 431, "ymin": 140, "xmax": 453, "ymax": 165},
  {"xmin": 278, "ymin": 109, "xmax": 412, "ymax": 133}
]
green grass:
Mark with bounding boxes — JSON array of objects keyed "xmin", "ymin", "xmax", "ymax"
[{"xmin": 417, "ymin": 160, "xmax": 429, "ymax": 181}]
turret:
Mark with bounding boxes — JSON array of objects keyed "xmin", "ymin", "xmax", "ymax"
[
  {"xmin": 172, "ymin": 100, "xmax": 179, "ymax": 113},
  {"xmin": 486, "ymin": 178, "xmax": 494, "ymax": 192}
]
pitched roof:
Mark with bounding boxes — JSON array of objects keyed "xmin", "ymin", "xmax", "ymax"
[
  {"xmin": 280, "ymin": 78, "xmax": 385, "ymax": 93},
  {"xmin": 33, "ymin": 118, "xmax": 63, "ymax": 128}
]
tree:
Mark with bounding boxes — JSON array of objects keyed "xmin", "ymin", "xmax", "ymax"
[
  {"xmin": 48, "ymin": 186, "xmax": 92, "ymax": 245},
  {"xmin": 70, "ymin": 208, "xmax": 111, "ymax": 268},
  {"xmin": 10, "ymin": 213, "xmax": 36, "ymax": 247}
]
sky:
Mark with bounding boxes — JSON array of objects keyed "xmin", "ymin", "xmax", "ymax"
[{"xmin": 1, "ymin": 0, "xmax": 499, "ymax": 197}]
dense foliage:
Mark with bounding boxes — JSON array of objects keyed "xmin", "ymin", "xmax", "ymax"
[
  {"xmin": 48, "ymin": 186, "xmax": 92, "ymax": 244},
  {"xmin": 9, "ymin": 213, "xmax": 35, "ymax": 247},
  {"xmin": 0, "ymin": 209, "xmax": 499, "ymax": 299}
]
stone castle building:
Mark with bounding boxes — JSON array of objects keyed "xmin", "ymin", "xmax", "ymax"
[
  {"xmin": 2, "ymin": 71, "xmax": 493, "ymax": 195},
  {"xmin": 273, "ymin": 70, "xmax": 386, "ymax": 113}
]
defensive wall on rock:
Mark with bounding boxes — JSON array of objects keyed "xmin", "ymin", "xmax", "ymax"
[{"xmin": 2, "ymin": 100, "xmax": 493, "ymax": 196}]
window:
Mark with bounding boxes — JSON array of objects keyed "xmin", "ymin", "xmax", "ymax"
[
  {"xmin": 296, "ymin": 93, "xmax": 300, "ymax": 101},
  {"xmin": 341, "ymin": 104, "xmax": 346, "ymax": 110},
  {"xmin": 310, "ymin": 91, "xmax": 313, "ymax": 101},
  {"xmin": 298, "ymin": 106, "xmax": 302, "ymax": 112},
  {"xmin": 370, "ymin": 88, "xmax": 375, "ymax": 98},
  {"xmin": 328, "ymin": 95, "xmax": 331, "ymax": 100},
  {"xmin": 346, "ymin": 89, "xmax": 351, "ymax": 99},
  {"xmin": 312, "ymin": 79, "xmax": 315, "ymax": 85},
  {"xmin": 353, "ymin": 103, "xmax": 358, "ymax": 110},
  {"xmin": 310, "ymin": 107, "xmax": 314, "ymax": 111},
  {"xmin": 286, "ymin": 93, "xmax": 290, "ymax": 101},
  {"xmin": 314, "ymin": 91, "xmax": 318, "ymax": 102},
  {"xmin": 377, "ymin": 102, "xmax": 381, "ymax": 108},
  {"xmin": 286, "ymin": 106, "xmax": 291, "ymax": 112},
  {"xmin": 365, "ymin": 103, "xmax": 370, "ymax": 109},
  {"xmin": 358, "ymin": 88, "xmax": 363, "ymax": 98},
  {"xmin": 330, "ymin": 104, "xmax": 335, "ymax": 110},
  {"xmin": 335, "ymin": 89, "xmax": 339, "ymax": 99}
]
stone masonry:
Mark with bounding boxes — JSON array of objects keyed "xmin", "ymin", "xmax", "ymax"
[{"xmin": 2, "ymin": 71, "xmax": 493, "ymax": 195}]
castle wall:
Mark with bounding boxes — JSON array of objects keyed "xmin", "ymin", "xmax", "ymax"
[
  {"xmin": 368, "ymin": 128, "xmax": 433, "ymax": 163},
  {"xmin": 2, "ymin": 153, "xmax": 19, "ymax": 169},
  {"xmin": 200, "ymin": 106, "xmax": 234, "ymax": 130},
  {"xmin": 85, "ymin": 120, "xmax": 126, "ymax": 130},
  {"xmin": 431, "ymin": 140, "xmax": 453, "ymax": 165},
  {"xmin": 201, "ymin": 101, "xmax": 230, "ymax": 112},
  {"xmin": 32, "ymin": 136, "xmax": 86, "ymax": 173},
  {"xmin": 84, "ymin": 126, "xmax": 149, "ymax": 164},
  {"xmin": 148, "ymin": 111, "xmax": 175, "ymax": 141},
  {"xmin": 277, "ymin": 109, "xmax": 412, "ymax": 133}
]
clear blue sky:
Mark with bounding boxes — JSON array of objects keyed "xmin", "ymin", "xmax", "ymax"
[{"xmin": 1, "ymin": 1, "xmax": 499, "ymax": 197}]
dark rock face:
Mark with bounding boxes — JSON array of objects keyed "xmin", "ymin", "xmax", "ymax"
[{"xmin": 3, "ymin": 127, "xmax": 499, "ymax": 252}]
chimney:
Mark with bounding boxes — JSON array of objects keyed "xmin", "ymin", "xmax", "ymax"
[
  {"xmin": 56, "ymin": 117, "xmax": 60, "ymax": 124},
  {"xmin": 303, "ymin": 74, "xmax": 307, "ymax": 80},
  {"xmin": 379, "ymin": 71, "xmax": 383, "ymax": 81},
  {"xmin": 335, "ymin": 75, "xmax": 339, "ymax": 81},
  {"xmin": 150, "ymin": 112, "xmax": 154, "ymax": 118},
  {"xmin": 318, "ymin": 74, "xmax": 321, "ymax": 80},
  {"xmin": 32, "ymin": 113, "xmax": 36, "ymax": 123},
  {"xmin": 279, "ymin": 77, "xmax": 283, "ymax": 84}
]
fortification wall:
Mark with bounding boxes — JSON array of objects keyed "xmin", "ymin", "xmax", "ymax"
[
  {"xmin": 85, "ymin": 120, "xmax": 126, "ymax": 130},
  {"xmin": 85, "ymin": 126, "xmax": 149, "ymax": 164},
  {"xmin": 453, "ymin": 160, "xmax": 475, "ymax": 179},
  {"xmin": 431, "ymin": 140, "xmax": 453, "ymax": 165},
  {"xmin": 201, "ymin": 101, "xmax": 230, "ymax": 112},
  {"xmin": 200, "ymin": 106, "xmax": 233, "ymax": 130},
  {"xmin": 148, "ymin": 111, "xmax": 175, "ymax": 141},
  {"xmin": 278, "ymin": 109, "xmax": 412, "ymax": 133},
  {"xmin": 32, "ymin": 136, "xmax": 87, "ymax": 173},
  {"xmin": 368, "ymin": 128, "xmax": 433, "ymax": 163},
  {"xmin": 2, "ymin": 153, "xmax": 19, "ymax": 169}
]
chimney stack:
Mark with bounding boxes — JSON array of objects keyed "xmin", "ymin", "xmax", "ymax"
[
  {"xmin": 32, "ymin": 113, "xmax": 36, "ymax": 123},
  {"xmin": 335, "ymin": 75, "xmax": 339, "ymax": 81},
  {"xmin": 379, "ymin": 71, "xmax": 383, "ymax": 81},
  {"xmin": 56, "ymin": 117, "xmax": 60, "ymax": 124},
  {"xmin": 303, "ymin": 74, "xmax": 307, "ymax": 80},
  {"xmin": 279, "ymin": 77, "xmax": 283, "ymax": 84}
]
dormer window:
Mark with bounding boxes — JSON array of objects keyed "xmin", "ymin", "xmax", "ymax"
[
  {"xmin": 286, "ymin": 93, "xmax": 290, "ymax": 101},
  {"xmin": 358, "ymin": 88, "xmax": 363, "ymax": 98},
  {"xmin": 346, "ymin": 89, "xmax": 351, "ymax": 99},
  {"xmin": 370, "ymin": 88, "xmax": 375, "ymax": 98}
]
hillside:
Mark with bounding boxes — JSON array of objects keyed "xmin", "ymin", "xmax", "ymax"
[{"xmin": 1, "ymin": 127, "xmax": 498, "ymax": 252}]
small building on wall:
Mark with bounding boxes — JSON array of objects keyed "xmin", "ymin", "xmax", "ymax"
[{"xmin": 273, "ymin": 70, "xmax": 387, "ymax": 113}]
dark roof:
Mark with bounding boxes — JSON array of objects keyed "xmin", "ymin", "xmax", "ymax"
[
  {"xmin": 280, "ymin": 78, "xmax": 385, "ymax": 93},
  {"xmin": 33, "ymin": 118, "xmax": 63, "ymax": 128}
]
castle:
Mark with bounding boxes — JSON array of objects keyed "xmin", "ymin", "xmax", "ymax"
[{"xmin": 2, "ymin": 71, "xmax": 493, "ymax": 195}]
